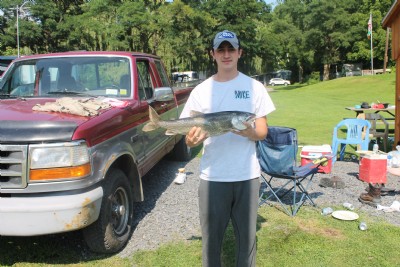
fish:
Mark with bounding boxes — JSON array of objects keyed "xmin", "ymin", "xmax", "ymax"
[{"xmin": 142, "ymin": 106, "xmax": 256, "ymax": 136}]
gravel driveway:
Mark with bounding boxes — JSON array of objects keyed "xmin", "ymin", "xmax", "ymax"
[
  {"xmin": 119, "ymin": 157, "xmax": 202, "ymax": 258},
  {"xmin": 118, "ymin": 157, "xmax": 400, "ymax": 258}
]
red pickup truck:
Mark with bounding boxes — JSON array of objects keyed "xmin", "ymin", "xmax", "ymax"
[{"xmin": 0, "ymin": 51, "xmax": 192, "ymax": 253}]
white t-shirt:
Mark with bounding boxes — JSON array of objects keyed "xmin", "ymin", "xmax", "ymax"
[{"xmin": 180, "ymin": 72, "xmax": 275, "ymax": 182}]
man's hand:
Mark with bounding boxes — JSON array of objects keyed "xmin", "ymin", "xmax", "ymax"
[
  {"xmin": 232, "ymin": 117, "xmax": 268, "ymax": 141},
  {"xmin": 185, "ymin": 126, "xmax": 208, "ymax": 147},
  {"xmin": 231, "ymin": 121, "xmax": 256, "ymax": 138}
]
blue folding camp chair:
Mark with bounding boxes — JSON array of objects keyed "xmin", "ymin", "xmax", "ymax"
[{"xmin": 257, "ymin": 126, "xmax": 329, "ymax": 216}]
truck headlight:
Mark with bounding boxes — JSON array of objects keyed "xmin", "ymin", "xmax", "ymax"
[{"xmin": 29, "ymin": 141, "xmax": 91, "ymax": 182}]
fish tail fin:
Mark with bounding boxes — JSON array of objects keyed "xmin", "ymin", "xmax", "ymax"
[{"xmin": 142, "ymin": 106, "xmax": 161, "ymax": 132}]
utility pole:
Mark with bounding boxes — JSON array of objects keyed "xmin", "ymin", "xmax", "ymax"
[
  {"xmin": 16, "ymin": 5, "xmax": 19, "ymax": 57},
  {"xmin": 368, "ymin": 13, "xmax": 373, "ymax": 74},
  {"xmin": 16, "ymin": 0, "xmax": 34, "ymax": 57}
]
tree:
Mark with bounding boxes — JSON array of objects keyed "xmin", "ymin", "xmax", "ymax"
[
  {"xmin": 156, "ymin": 0, "xmax": 216, "ymax": 74},
  {"xmin": 346, "ymin": 0, "xmax": 395, "ymax": 69},
  {"xmin": 0, "ymin": 0, "xmax": 395, "ymax": 82},
  {"xmin": 301, "ymin": 0, "xmax": 357, "ymax": 80},
  {"xmin": 270, "ymin": 0, "xmax": 311, "ymax": 82}
]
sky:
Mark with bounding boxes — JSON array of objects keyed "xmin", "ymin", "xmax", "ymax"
[
  {"xmin": 1, "ymin": 1, "xmax": 276, "ymax": 16},
  {"xmin": 264, "ymin": 0, "xmax": 276, "ymax": 5}
]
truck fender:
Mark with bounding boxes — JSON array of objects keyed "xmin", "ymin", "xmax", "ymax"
[{"xmin": 92, "ymin": 139, "xmax": 143, "ymax": 202}]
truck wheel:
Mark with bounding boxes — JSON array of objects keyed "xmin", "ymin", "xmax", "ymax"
[
  {"xmin": 82, "ymin": 168, "xmax": 133, "ymax": 254},
  {"xmin": 170, "ymin": 136, "xmax": 192, "ymax": 161}
]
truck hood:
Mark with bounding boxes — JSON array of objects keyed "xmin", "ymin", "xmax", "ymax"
[{"xmin": 0, "ymin": 98, "xmax": 89, "ymax": 142}]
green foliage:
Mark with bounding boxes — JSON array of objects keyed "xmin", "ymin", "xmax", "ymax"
[
  {"xmin": 0, "ymin": 0, "xmax": 396, "ymax": 81},
  {"xmin": 305, "ymin": 71, "xmax": 321, "ymax": 84},
  {"xmin": 3, "ymin": 46, "xmax": 18, "ymax": 56}
]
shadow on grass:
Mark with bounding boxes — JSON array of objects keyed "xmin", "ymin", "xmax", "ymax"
[
  {"xmin": 0, "ymin": 231, "xmax": 108, "ymax": 265},
  {"xmin": 267, "ymin": 85, "xmax": 305, "ymax": 92}
]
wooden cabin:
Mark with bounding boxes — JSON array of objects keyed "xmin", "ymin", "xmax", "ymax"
[{"xmin": 382, "ymin": 0, "xmax": 400, "ymax": 148}]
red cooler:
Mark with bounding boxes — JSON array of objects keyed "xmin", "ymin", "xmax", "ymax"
[
  {"xmin": 301, "ymin": 145, "xmax": 332, "ymax": 173},
  {"xmin": 359, "ymin": 154, "xmax": 387, "ymax": 183}
]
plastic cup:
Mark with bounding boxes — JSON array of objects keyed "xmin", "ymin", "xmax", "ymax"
[
  {"xmin": 359, "ymin": 222, "xmax": 368, "ymax": 231},
  {"xmin": 343, "ymin": 202, "xmax": 355, "ymax": 210},
  {"xmin": 321, "ymin": 207, "xmax": 333, "ymax": 216}
]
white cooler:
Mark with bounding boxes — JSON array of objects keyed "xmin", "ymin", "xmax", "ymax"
[{"xmin": 301, "ymin": 145, "xmax": 332, "ymax": 173}]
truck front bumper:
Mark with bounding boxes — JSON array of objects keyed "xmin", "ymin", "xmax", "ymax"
[{"xmin": 0, "ymin": 186, "xmax": 103, "ymax": 236}]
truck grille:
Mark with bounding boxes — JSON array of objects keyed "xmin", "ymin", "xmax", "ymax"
[{"xmin": 0, "ymin": 145, "xmax": 28, "ymax": 189}]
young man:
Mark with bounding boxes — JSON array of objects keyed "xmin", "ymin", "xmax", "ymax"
[{"xmin": 180, "ymin": 30, "xmax": 275, "ymax": 267}]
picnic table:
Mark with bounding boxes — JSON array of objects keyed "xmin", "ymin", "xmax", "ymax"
[{"xmin": 345, "ymin": 106, "xmax": 395, "ymax": 120}]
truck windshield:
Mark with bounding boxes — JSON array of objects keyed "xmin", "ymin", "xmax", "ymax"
[{"xmin": 0, "ymin": 56, "xmax": 132, "ymax": 98}]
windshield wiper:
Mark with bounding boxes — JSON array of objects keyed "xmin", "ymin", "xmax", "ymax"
[
  {"xmin": 47, "ymin": 91, "xmax": 96, "ymax": 97},
  {"xmin": 0, "ymin": 94, "xmax": 16, "ymax": 99}
]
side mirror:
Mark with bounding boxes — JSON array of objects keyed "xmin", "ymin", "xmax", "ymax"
[{"xmin": 154, "ymin": 87, "xmax": 174, "ymax": 101}]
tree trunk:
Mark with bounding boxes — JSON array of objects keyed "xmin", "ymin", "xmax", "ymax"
[
  {"xmin": 323, "ymin": 64, "xmax": 330, "ymax": 81},
  {"xmin": 299, "ymin": 64, "xmax": 303, "ymax": 83}
]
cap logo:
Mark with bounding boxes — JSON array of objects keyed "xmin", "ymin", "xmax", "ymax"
[{"xmin": 218, "ymin": 31, "xmax": 235, "ymax": 39}]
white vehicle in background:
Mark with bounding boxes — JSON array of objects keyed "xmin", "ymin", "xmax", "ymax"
[
  {"xmin": 268, "ymin": 78, "xmax": 291, "ymax": 86},
  {"xmin": 172, "ymin": 71, "xmax": 199, "ymax": 82}
]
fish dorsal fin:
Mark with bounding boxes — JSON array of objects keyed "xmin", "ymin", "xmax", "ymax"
[
  {"xmin": 142, "ymin": 106, "xmax": 161, "ymax": 132},
  {"xmin": 190, "ymin": 110, "xmax": 203, "ymax": 117}
]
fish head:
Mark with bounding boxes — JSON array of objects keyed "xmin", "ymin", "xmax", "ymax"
[{"xmin": 231, "ymin": 112, "xmax": 256, "ymax": 130}]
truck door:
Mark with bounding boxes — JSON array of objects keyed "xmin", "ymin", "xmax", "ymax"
[{"xmin": 136, "ymin": 60, "xmax": 176, "ymax": 158}]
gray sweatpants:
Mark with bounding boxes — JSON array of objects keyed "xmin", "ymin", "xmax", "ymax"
[{"xmin": 198, "ymin": 178, "xmax": 260, "ymax": 267}]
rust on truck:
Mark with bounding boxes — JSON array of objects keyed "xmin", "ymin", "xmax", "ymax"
[{"xmin": 63, "ymin": 198, "xmax": 97, "ymax": 231}]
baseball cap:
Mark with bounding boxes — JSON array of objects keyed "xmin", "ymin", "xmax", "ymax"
[{"xmin": 213, "ymin": 30, "xmax": 240, "ymax": 50}]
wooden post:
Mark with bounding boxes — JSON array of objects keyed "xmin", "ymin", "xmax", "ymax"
[
  {"xmin": 396, "ymin": 59, "xmax": 400, "ymax": 148},
  {"xmin": 383, "ymin": 28, "xmax": 390, "ymax": 73}
]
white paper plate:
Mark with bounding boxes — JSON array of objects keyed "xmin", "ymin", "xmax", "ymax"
[{"xmin": 331, "ymin": 210, "xmax": 359, "ymax": 221}]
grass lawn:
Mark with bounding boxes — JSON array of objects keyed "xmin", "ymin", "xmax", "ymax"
[
  {"xmin": 1, "ymin": 73, "xmax": 399, "ymax": 267},
  {"xmin": 267, "ymin": 73, "xmax": 396, "ymax": 149},
  {"xmin": 131, "ymin": 206, "xmax": 400, "ymax": 267}
]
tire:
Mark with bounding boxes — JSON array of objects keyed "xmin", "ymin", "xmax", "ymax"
[
  {"xmin": 170, "ymin": 136, "xmax": 191, "ymax": 161},
  {"xmin": 271, "ymin": 83, "xmax": 275, "ymax": 86},
  {"xmin": 82, "ymin": 168, "xmax": 133, "ymax": 254},
  {"xmin": 284, "ymin": 83, "xmax": 288, "ymax": 86}
]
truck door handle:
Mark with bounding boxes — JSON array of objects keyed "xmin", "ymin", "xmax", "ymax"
[{"xmin": 131, "ymin": 134, "xmax": 140, "ymax": 142}]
